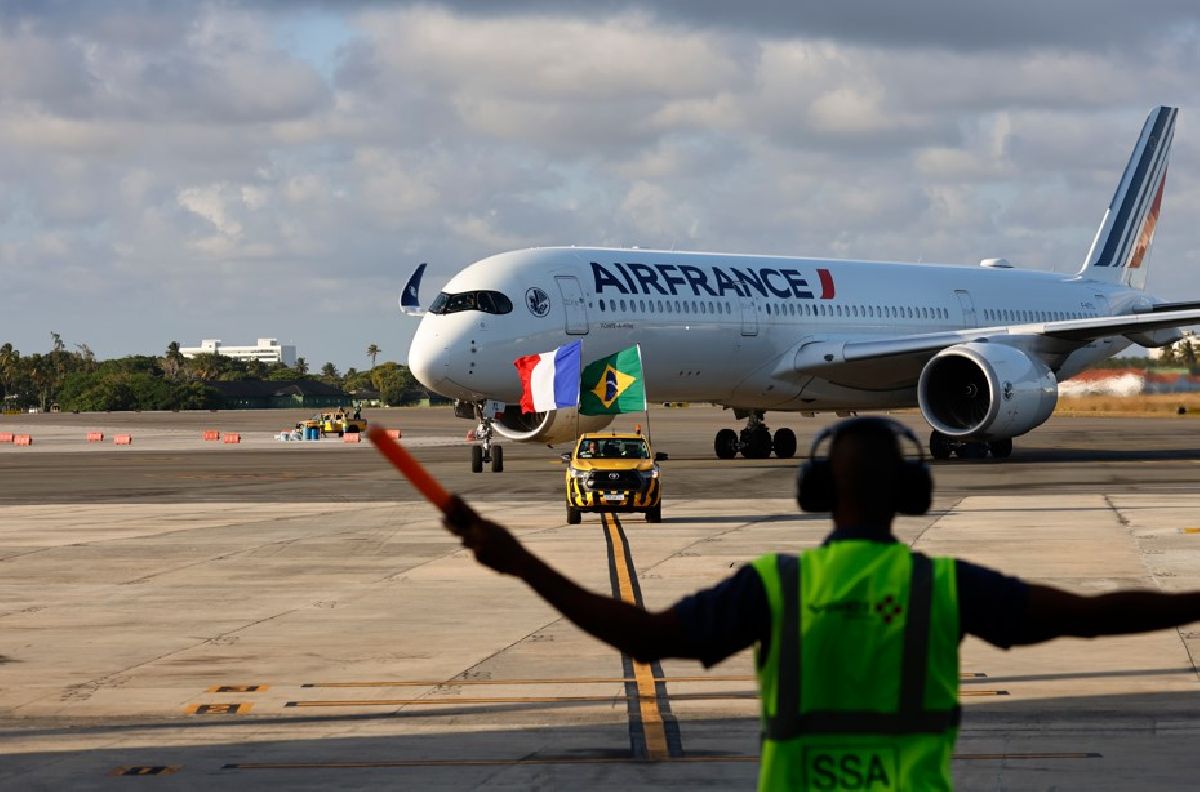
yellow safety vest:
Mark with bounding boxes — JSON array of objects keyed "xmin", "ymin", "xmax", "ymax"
[{"xmin": 751, "ymin": 542, "xmax": 960, "ymax": 790}]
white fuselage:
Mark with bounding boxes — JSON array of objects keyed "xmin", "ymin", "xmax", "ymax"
[{"xmin": 408, "ymin": 246, "xmax": 1139, "ymax": 412}]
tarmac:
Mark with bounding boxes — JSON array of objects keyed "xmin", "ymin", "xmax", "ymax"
[{"xmin": 3, "ymin": 405, "xmax": 1200, "ymax": 789}]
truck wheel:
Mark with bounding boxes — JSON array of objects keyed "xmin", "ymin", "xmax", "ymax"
[
  {"xmin": 566, "ymin": 505, "xmax": 582, "ymax": 524},
  {"xmin": 471, "ymin": 445, "xmax": 483, "ymax": 473},
  {"xmin": 645, "ymin": 504, "xmax": 662, "ymax": 523},
  {"xmin": 490, "ymin": 445, "xmax": 504, "ymax": 473}
]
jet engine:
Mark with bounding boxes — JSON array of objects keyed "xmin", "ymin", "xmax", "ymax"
[
  {"xmin": 917, "ymin": 343, "xmax": 1057, "ymax": 440},
  {"xmin": 494, "ymin": 405, "xmax": 615, "ymax": 445}
]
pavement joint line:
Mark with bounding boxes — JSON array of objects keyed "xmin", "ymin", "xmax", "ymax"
[
  {"xmin": 285, "ymin": 692, "xmax": 757, "ymax": 707},
  {"xmin": 220, "ymin": 752, "xmax": 1101, "ymax": 771},
  {"xmin": 300, "ymin": 676, "xmax": 756, "ymax": 687},
  {"xmin": 289, "ymin": 672, "xmax": 986, "ymax": 687},
  {"xmin": 283, "ymin": 690, "xmax": 1006, "ymax": 707}
]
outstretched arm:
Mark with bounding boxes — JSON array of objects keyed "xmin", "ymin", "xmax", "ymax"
[
  {"xmin": 443, "ymin": 496, "xmax": 690, "ymax": 662},
  {"xmin": 1018, "ymin": 584, "xmax": 1200, "ymax": 644}
]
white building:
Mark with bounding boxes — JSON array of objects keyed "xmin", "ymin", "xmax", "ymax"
[{"xmin": 180, "ymin": 338, "xmax": 297, "ymax": 367}]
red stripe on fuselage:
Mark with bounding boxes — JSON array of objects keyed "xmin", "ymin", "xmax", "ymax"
[{"xmin": 817, "ymin": 268, "xmax": 836, "ymax": 300}]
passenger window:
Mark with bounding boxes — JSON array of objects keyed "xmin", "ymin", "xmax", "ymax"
[{"xmin": 599, "ymin": 300, "xmax": 606, "ymax": 312}]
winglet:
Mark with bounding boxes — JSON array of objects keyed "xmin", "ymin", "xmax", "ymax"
[{"xmin": 399, "ymin": 263, "xmax": 428, "ymax": 316}]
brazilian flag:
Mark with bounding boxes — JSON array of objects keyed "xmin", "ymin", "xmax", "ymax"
[{"xmin": 579, "ymin": 345, "xmax": 646, "ymax": 416}]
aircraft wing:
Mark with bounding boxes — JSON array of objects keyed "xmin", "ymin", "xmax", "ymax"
[
  {"xmin": 399, "ymin": 262, "xmax": 428, "ymax": 317},
  {"xmin": 781, "ymin": 308, "xmax": 1200, "ymax": 386}
]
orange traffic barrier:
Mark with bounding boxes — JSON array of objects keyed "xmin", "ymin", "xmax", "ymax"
[
  {"xmin": 344, "ymin": 432, "xmax": 361, "ymax": 443},
  {"xmin": 13, "ymin": 434, "xmax": 32, "ymax": 446},
  {"xmin": 222, "ymin": 433, "xmax": 241, "ymax": 444},
  {"xmin": 86, "ymin": 432, "xmax": 104, "ymax": 442},
  {"xmin": 114, "ymin": 434, "xmax": 133, "ymax": 446},
  {"xmin": 386, "ymin": 429, "xmax": 402, "ymax": 440},
  {"xmin": 203, "ymin": 430, "xmax": 220, "ymax": 441},
  {"xmin": 0, "ymin": 432, "xmax": 12, "ymax": 443}
]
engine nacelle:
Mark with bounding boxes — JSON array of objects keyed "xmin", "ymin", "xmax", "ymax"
[
  {"xmin": 918, "ymin": 343, "xmax": 1057, "ymax": 440},
  {"xmin": 494, "ymin": 405, "xmax": 614, "ymax": 445}
]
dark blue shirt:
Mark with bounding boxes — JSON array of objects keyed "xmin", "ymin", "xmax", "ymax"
[{"xmin": 672, "ymin": 528, "xmax": 1029, "ymax": 668}]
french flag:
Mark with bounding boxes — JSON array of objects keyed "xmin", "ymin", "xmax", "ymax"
[{"xmin": 513, "ymin": 341, "xmax": 581, "ymax": 414}]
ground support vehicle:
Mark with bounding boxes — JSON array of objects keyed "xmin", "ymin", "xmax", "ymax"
[{"xmin": 563, "ymin": 432, "xmax": 666, "ymax": 524}]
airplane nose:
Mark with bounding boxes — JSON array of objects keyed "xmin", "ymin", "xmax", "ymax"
[{"xmin": 407, "ymin": 326, "xmax": 449, "ymax": 393}]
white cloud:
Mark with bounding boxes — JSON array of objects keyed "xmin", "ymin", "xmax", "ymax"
[{"xmin": 3, "ymin": 2, "xmax": 1200, "ymax": 367}]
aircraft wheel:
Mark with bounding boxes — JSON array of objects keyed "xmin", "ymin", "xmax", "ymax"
[
  {"xmin": 988, "ymin": 438, "xmax": 1013, "ymax": 459},
  {"xmin": 741, "ymin": 426, "xmax": 772, "ymax": 459},
  {"xmin": 929, "ymin": 431, "xmax": 953, "ymax": 461},
  {"xmin": 714, "ymin": 428, "xmax": 738, "ymax": 459},
  {"xmin": 645, "ymin": 504, "xmax": 662, "ymax": 523},
  {"xmin": 471, "ymin": 445, "xmax": 483, "ymax": 473},
  {"xmin": 490, "ymin": 445, "xmax": 504, "ymax": 472},
  {"xmin": 566, "ymin": 505, "xmax": 582, "ymax": 525},
  {"xmin": 772, "ymin": 428, "xmax": 798, "ymax": 459}
]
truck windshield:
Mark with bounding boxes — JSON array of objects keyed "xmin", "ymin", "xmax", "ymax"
[
  {"xmin": 577, "ymin": 439, "xmax": 649, "ymax": 459},
  {"xmin": 429, "ymin": 290, "xmax": 513, "ymax": 315}
]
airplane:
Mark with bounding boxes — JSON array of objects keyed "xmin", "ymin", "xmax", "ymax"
[{"xmin": 404, "ymin": 106, "xmax": 1200, "ymax": 469}]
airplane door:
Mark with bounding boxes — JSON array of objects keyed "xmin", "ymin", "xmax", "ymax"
[
  {"xmin": 740, "ymin": 296, "xmax": 759, "ymax": 336},
  {"xmin": 954, "ymin": 290, "xmax": 977, "ymax": 327},
  {"xmin": 1093, "ymin": 294, "xmax": 1111, "ymax": 316},
  {"xmin": 555, "ymin": 276, "xmax": 589, "ymax": 335}
]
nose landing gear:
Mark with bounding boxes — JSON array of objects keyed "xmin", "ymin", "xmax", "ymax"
[
  {"xmin": 469, "ymin": 402, "xmax": 504, "ymax": 473},
  {"xmin": 713, "ymin": 411, "xmax": 797, "ymax": 460}
]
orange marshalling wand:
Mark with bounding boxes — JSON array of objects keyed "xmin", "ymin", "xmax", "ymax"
[{"xmin": 366, "ymin": 425, "xmax": 452, "ymax": 513}]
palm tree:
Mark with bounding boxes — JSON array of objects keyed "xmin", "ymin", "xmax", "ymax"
[{"xmin": 366, "ymin": 344, "xmax": 381, "ymax": 370}]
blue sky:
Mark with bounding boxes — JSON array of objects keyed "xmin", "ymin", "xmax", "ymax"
[{"xmin": 2, "ymin": 2, "xmax": 1199, "ymax": 370}]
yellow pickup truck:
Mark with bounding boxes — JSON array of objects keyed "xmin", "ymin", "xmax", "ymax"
[{"xmin": 562, "ymin": 432, "xmax": 667, "ymax": 524}]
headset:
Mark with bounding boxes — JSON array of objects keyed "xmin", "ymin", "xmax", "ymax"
[{"xmin": 796, "ymin": 416, "xmax": 932, "ymax": 515}]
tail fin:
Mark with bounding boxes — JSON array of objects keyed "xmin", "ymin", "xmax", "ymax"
[{"xmin": 1079, "ymin": 106, "xmax": 1176, "ymax": 290}]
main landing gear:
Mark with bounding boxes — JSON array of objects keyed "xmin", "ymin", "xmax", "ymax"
[
  {"xmin": 929, "ymin": 430, "xmax": 1013, "ymax": 461},
  {"xmin": 468, "ymin": 402, "xmax": 504, "ymax": 473},
  {"xmin": 714, "ymin": 410, "xmax": 797, "ymax": 460}
]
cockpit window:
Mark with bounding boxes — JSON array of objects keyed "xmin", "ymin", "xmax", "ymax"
[{"xmin": 429, "ymin": 290, "xmax": 513, "ymax": 315}]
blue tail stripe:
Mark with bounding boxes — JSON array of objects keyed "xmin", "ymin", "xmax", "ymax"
[{"xmin": 1111, "ymin": 130, "xmax": 1171, "ymax": 270}]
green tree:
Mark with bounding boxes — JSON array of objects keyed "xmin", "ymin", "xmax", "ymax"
[
  {"xmin": 371, "ymin": 362, "xmax": 419, "ymax": 405},
  {"xmin": 1183, "ymin": 339, "xmax": 1198, "ymax": 373},
  {"xmin": 344, "ymin": 367, "xmax": 374, "ymax": 393},
  {"xmin": 162, "ymin": 341, "xmax": 184, "ymax": 381},
  {"xmin": 266, "ymin": 365, "xmax": 303, "ymax": 381},
  {"xmin": 0, "ymin": 343, "xmax": 15, "ymax": 401},
  {"xmin": 295, "ymin": 356, "xmax": 309, "ymax": 375}
]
